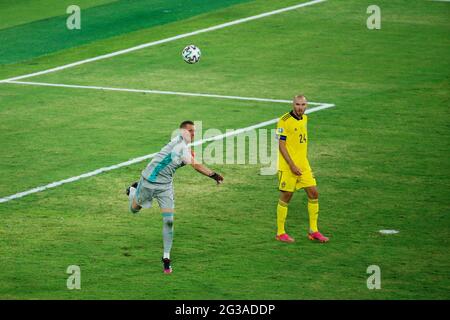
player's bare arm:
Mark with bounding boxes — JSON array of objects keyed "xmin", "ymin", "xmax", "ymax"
[
  {"xmin": 191, "ymin": 158, "xmax": 224, "ymax": 184},
  {"xmin": 279, "ymin": 139, "xmax": 301, "ymax": 176}
]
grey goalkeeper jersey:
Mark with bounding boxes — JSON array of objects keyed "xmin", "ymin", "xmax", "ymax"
[{"xmin": 141, "ymin": 135, "xmax": 192, "ymax": 184}]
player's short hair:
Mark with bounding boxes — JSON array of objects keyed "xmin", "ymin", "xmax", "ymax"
[
  {"xmin": 293, "ymin": 94, "xmax": 307, "ymax": 101},
  {"xmin": 179, "ymin": 120, "xmax": 194, "ymax": 128}
]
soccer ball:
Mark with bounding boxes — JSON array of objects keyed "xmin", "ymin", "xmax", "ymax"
[{"xmin": 182, "ymin": 45, "xmax": 201, "ymax": 64}]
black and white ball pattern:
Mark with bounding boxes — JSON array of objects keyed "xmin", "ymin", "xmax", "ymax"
[{"xmin": 182, "ymin": 45, "xmax": 201, "ymax": 64}]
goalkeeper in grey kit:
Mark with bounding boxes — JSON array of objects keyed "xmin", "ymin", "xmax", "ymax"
[{"xmin": 126, "ymin": 120, "xmax": 224, "ymax": 274}]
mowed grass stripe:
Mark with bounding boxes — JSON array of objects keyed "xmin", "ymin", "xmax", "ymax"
[
  {"xmin": 0, "ymin": 0, "xmax": 117, "ymax": 30},
  {"xmin": 0, "ymin": 0, "xmax": 325, "ymax": 80},
  {"xmin": 0, "ymin": 0, "xmax": 327, "ymax": 82},
  {"xmin": 0, "ymin": 0, "xmax": 253, "ymax": 64}
]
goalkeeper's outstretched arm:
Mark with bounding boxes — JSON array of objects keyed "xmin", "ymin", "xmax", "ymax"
[{"xmin": 191, "ymin": 158, "xmax": 224, "ymax": 184}]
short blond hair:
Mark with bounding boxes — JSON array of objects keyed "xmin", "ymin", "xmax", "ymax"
[{"xmin": 293, "ymin": 94, "xmax": 307, "ymax": 101}]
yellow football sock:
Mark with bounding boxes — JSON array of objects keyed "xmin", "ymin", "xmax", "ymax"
[
  {"xmin": 277, "ymin": 200, "xmax": 288, "ymax": 236},
  {"xmin": 308, "ymin": 198, "xmax": 319, "ymax": 233}
]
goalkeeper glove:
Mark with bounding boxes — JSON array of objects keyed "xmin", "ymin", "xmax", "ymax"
[{"xmin": 209, "ymin": 172, "xmax": 224, "ymax": 184}]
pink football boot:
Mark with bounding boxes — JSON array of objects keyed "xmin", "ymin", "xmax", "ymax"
[
  {"xmin": 308, "ymin": 231, "xmax": 329, "ymax": 243},
  {"xmin": 275, "ymin": 233, "xmax": 295, "ymax": 243},
  {"xmin": 162, "ymin": 258, "xmax": 172, "ymax": 274}
]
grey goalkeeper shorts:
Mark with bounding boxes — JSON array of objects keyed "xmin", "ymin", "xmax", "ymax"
[{"xmin": 135, "ymin": 176, "xmax": 175, "ymax": 209}]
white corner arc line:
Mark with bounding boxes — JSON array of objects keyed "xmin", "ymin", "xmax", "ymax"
[
  {"xmin": 0, "ymin": 103, "xmax": 335, "ymax": 204},
  {"xmin": 6, "ymin": 80, "xmax": 325, "ymax": 105},
  {"xmin": 0, "ymin": 0, "xmax": 327, "ymax": 83}
]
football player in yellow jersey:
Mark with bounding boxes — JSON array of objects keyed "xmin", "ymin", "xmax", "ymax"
[{"xmin": 275, "ymin": 95, "xmax": 329, "ymax": 243}]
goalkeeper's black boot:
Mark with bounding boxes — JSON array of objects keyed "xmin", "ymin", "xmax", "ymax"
[
  {"xmin": 162, "ymin": 257, "xmax": 172, "ymax": 274},
  {"xmin": 126, "ymin": 181, "xmax": 138, "ymax": 196}
]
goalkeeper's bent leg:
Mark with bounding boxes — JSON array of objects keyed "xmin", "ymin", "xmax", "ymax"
[
  {"xmin": 128, "ymin": 187, "xmax": 141, "ymax": 213},
  {"xmin": 162, "ymin": 212, "xmax": 174, "ymax": 259}
]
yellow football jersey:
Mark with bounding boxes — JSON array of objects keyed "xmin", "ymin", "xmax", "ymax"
[{"xmin": 276, "ymin": 111, "xmax": 311, "ymax": 172}]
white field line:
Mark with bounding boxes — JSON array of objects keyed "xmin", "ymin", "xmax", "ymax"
[
  {"xmin": 0, "ymin": 0, "xmax": 327, "ymax": 83},
  {"xmin": 0, "ymin": 103, "xmax": 335, "ymax": 204},
  {"xmin": 5, "ymin": 80, "xmax": 325, "ymax": 105}
]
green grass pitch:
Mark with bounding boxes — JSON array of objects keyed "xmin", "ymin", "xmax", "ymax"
[{"xmin": 0, "ymin": 0, "xmax": 449, "ymax": 299}]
